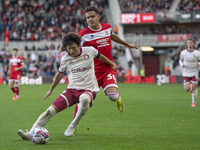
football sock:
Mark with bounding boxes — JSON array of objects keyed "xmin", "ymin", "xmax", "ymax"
[
  {"xmin": 15, "ymin": 86, "xmax": 19, "ymax": 96},
  {"xmin": 74, "ymin": 104, "xmax": 78, "ymax": 119},
  {"xmin": 10, "ymin": 87, "xmax": 16, "ymax": 94},
  {"xmin": 106, "ymin": 92, "xmax": 120, "ymax": 102},
  {"xmin": 29, "ymin": 106, "xmax": 56, "ymax": 134},
  {"xmin": 69, "ymin": 94, "xmax": 90, "ymax": 127},
  {"xmin": 192, "ymin": 89, "xmax": 197, "ymax": 104}
]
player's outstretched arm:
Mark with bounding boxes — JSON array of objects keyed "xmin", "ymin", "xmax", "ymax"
[
  {"xmin": 98, "ymin": 53, "xmax": 117, "ymax": 71},
  {"xmin": 111, "ymin": 33, "xmax": 138, "ymax": 49},
  {"xmin": 45, "ymin": 72, "xmax": 64, "ymax": 100}
]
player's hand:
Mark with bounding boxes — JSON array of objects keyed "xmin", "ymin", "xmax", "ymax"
[
  {"xmin": 58, "ymin": 45, "xmax": 67, "ymax": 54},
  {"xmin": 127, "ymin": 43, "xmax": 138, "ymax": 49},
  {"xmin": 182, "ymin": 64, "xmax": 185, "ymax": 68},
  {"xmin": 44, "ymin": 90, "xmax": 53, "ymax": 100},
  {"xmin": 14, "ymin": 68, "xmax": 19, "ymax": 71},
  {"xmin": 111, "ymin": 62, "xmax": 117, "ymax": 71},
  {"xmin": 197, "ymin": 63, "xmax": 200, "ymax": 68},
  {"xmin": 7, "ymin": 70, "xmax": 11, "ymax": 75}
]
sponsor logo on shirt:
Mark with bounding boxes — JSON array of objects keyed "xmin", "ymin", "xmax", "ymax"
[
  {"xmin": 71, "ymin": 66, "xmax": 92, "ymax": 73},
  {"xmin": 91, "ymin": 35, "xmax": 95, "ymax": 39},
  {"xmin": 96, "ymin": 38, "xmax": 110, "ymax": 47}
]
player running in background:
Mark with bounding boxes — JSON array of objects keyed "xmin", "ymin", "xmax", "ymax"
[
  {"xmin": 18, "ymin": 33, "xmax": 117, "ymax": 139},
  {"xmin": 179, "ymin": 38, "xmax": 200, "ymax": 107},
  {"xmin": 8, "ymin": 48, "xmax": 25, "ymax": 100},
  {"xmin": 59, "ymin": 5, "xmax": 138, "ymax": 113}
]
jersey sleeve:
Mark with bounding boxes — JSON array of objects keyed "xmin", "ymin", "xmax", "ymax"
[
  {"xmin": 58, "ymin": 57, "xmax": 67, "ymax": 73},
  {"xmin": 90, "ymin": 46, "xmax": 99, "ymax": 58},
  {"xmin": 179, "ymin": 52, "xmax": 183, "ymax": 67}
]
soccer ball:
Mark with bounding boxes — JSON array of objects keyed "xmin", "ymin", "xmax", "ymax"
[{"xmin": 31, "ymin": 127, "xmax": 49, "ymax": 144}]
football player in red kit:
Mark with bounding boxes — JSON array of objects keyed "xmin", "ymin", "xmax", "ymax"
[
  {"xmin": 59, "ymin": 6, "xmax": 138, "ymax": 122},
  {"xmin": 8, "ymin": 48, "xmax": 25, "ymax": 100}
]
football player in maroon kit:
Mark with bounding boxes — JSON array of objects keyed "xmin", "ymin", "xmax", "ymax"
[
  {"xmin": 59, "ymin": 6, "xmax": 138, "ymax": 121},
  {"xmin": 8, "ymin": 48, "xmax": 25, "ymax": 100}
]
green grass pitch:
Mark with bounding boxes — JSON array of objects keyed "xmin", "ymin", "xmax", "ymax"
[{"xmin": 1, "ymin": 83, "xmax": 200, "ymax": 150}]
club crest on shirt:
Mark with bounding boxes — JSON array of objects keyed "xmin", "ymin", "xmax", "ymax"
[
  {"xmin": 105, "ymin": 30, "xmax": 109, "ymax": 35},
  {"xmin": 84, "ymin": 54, "xmax": 89, "ymax": 60}
]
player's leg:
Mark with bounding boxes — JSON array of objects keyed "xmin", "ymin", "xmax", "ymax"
[
  {"xmin": 9, "ymin": 79, "xmax": 16, "ymax": 99},
  {"xmin": 18, "ymin": 105, "xmax": 57, "ymax": 140},
  {"xmin": 64, "ymin": 93, "xmax": 91, "ymax": 137},
  {"xmin": 100, "ymin": 72, "xmax": 124, "ymax": 112},
  {"xmin": 191, "ymin": 81, "xmax": 198, "ymax": 107},
  {"xmin": 13, "ymin": 81, "xmax": 20, "ymax": 100},
  {"xmin": 105, "ymin": 87, "xmax": 124, "ymax": 112}
]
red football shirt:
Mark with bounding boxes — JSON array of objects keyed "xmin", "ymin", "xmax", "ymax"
[
  {"xmin": 9, "ymin": 56, "xmax": 24, "ymax": 74},
  {"xmin": 78, "ymin": 23, "xmax": 114, "ymax": 74}
]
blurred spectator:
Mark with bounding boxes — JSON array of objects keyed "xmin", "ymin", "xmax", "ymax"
[
  {"xmin": 140, "ymin": 64, "xmax": 145, "ymax": 83},
  {"xmin": 113, "ymin": 25, "xmax": 118, "ymax": 34},
  {"xmin": 164, "ymin": 66, "xmax": 171, "ymax": 76},
  {"xmin": 119, "ymin": 0, "xmax": 172, "ymax": 13},
  {"xmin": 117, "ymin": 64, "xmax": 126, "ymax": 76},
  {"xmin": 176, "ymin": 0, "xmax": 200, "ymax": 12}
]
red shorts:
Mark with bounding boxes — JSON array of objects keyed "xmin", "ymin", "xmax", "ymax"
[
  {"xmin": 52, "ymin": 89, "xmax": 97, "ymax": 112},
  {"xmin": 96, "ymin": 70, "xmax": 118, "ymax": 91},
  {"xmin": 183, "ymin": 76, "xmax": 198, "ymax": 84},
  {"xmin": 9, "ymin": 73, "xmax": 21, "ymax": 82}
]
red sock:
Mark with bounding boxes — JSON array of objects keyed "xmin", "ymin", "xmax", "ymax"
[
  {"xmin": 11, "ymin": 87, "xmax": 16, "ymax": 94},
  {"xmin": 15, "ymin": 86, "xmax": 19, "ymax": 96},
  {"xmin": 74, "ymin": 104, "xmax": 78, "ymax": 119}
]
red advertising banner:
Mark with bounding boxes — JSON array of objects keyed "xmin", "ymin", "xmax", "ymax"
[
  {"xmin": 121, "ymin": 13, "xmax": 155, "ymax": 24},
  {"xmin": 157, "ymin": 34, "xmax": 191, "ymax": 42}
]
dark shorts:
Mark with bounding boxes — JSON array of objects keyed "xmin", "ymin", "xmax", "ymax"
[
  {"xmin": 52, "ymin": 89, "xmax": 97, "ymax": 112},
  {"xmin": 183, "ymin": 76, "xmax": 198, "ymax": 84}
]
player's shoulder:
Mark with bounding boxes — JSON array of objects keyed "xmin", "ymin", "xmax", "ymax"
[
  {"xmin": 181, "ymin": 49, "xmax": 187, "ymax": 53},
  {"xmin": 100, "ymin": 23, "xmax": 112, "ymax": 29},
  {"xmin": 17, "ymin": 56, "xmax": 23, "ymax": 59},
  {"xmin": 82, "ymin": 46, "xmax": 96, "ymax": 52},
  {"xmin": 78, "ymin": 27, "xmax": 91, "ymax": 36}
]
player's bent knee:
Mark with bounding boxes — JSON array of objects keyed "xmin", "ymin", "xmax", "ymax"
[
  {"xmin": 45, "ymin": 106, "xmax": 56, "ymax": 118},
  {"xmin": 106, "ymin": 92, "xmax": 120, "ymax": 101},
  {"xmin": 79, "ymin": 94, "xmax": 91, "ymax": 107}
]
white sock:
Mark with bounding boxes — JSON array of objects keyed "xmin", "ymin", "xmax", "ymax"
[
  {"xmin": 192, "ymin": 89, "xmax": 198, "ymax": 104},
  {"xmin": 29, "ymin": 106, "xmax": 56, "ymax": 134},
  {"xmin": 69, "ymin": 94, "xmax": 90, "ymax": 127}
]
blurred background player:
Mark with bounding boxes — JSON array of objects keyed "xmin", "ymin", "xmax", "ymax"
[
  {"xmin": 18, "ymin": 33, "xmax": 117, "ymax": 139},
  {"xmin": 179, "ymin": 39, "xmax": 200, "ymax": 107},
  {"xmin": 8, "ymin": 48, "xmax": 25, "ymax": 100},
  {"xmin": 59, "ymin": 5, "xmax": 138, "ymax": 114}
]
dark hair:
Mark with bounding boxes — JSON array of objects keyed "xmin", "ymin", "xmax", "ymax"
[
  {"xmin": 85, "ymin": 5, "xmax": 100, "ymax": 15},
  {"xmin": 62, "ymin": 33, "xmax": 81, "ymax": 47},
  {"xmin": 13, "ymin": 48, "xmax": 18, "ymax": 51},
  {"xmin": 187, "ymin": 38, "xmax": 196, "ymax": 44}
]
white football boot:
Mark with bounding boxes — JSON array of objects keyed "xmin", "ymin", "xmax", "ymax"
[
  {"xmin": 64, "ymin": 125, "xmax": 78, "ymax": 137},
  {"xmin": 18, "ymin": 129, "xmax": 30, "ymax": 140}
]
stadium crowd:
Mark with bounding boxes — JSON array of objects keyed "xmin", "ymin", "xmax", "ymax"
[
  {"xmin": 2, "ymin": 0, "xmax": 108, "ymax": 41},
  {"xmin": 119, "ymin": 0, "xmax": 172, "ymax": 13},
  {"xmin": 176, "ymin": 0, "xmax": 200, "ymax": 12}
]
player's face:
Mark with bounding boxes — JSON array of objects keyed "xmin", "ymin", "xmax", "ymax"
[
  {"xmin": 187, "ymin": 40, "xmax": 194, "ymax": 50},
  {"xmin": 13, "ymin": 50, "xmax": 18, "ymax": 57},
  {"xmin": 85, "ymin": 11, "xmax": 100, "ymax": 29},
  {"xmin": 66, "ymin": 43, "xmax": 81, "ymax": 57}
]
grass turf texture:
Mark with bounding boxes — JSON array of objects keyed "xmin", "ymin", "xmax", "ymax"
[{"xmin": 1, "ymin": 83, "xmax": 200, "ymax": 150}]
